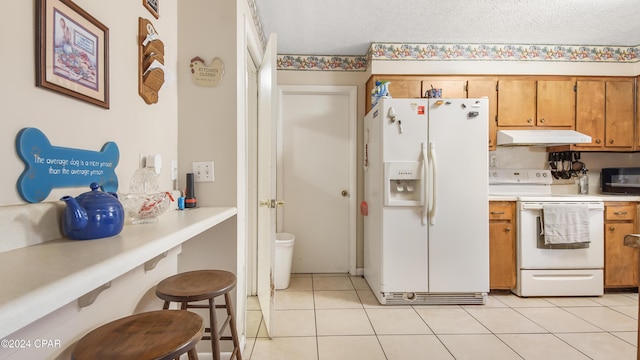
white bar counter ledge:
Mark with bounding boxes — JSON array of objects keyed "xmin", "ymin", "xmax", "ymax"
[{"xmin": 0, "ymin": 206, "xmax": 237, "ymax": 339}]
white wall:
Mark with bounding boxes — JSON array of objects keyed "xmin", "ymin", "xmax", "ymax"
[
  {"xmin": 1, "ymin": 0, "xmax": 179, "ymax": 206},
  {"xmin": 279, "ymin": 61, "xmax": 639, "ymax": 269},
  {"xmin": 176, "ymin": 0, "xmax": 263, "ymax": 351}
]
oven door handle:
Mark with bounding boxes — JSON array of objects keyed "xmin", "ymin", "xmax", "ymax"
[{"xmin": 521, "ymin": 203, "xmax": 604, "ymax": 211}]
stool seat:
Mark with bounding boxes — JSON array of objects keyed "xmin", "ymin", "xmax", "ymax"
[
  {"xmin": 72, "ymin": 310, "xmax": 203, "ymax": 360},
  {"xmin": 155, "ymin": 270, "xmax": 242, "ymax": 360},
  {"xmin": 156, "ymin": 270, "xmax": 236, "ymax": 302}
]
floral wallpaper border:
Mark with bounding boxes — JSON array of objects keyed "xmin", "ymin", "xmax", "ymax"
[{"xmin": 277, "ymin": 42, "xmax": 640, "ymax": 71}]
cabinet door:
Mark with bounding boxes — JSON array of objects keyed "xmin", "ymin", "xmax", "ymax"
[
  {"xmin": 421, "ymin": 80, "xmax": 466, "ymax": 98},
  {"xmin": 468, "ymin": 80, "xmax": 498, "ymax": 150},
  {"xmin": 605, "ymin": 222, "xmax": 638, "ymax": 287},
  {"xmin": 575, "ymin": 80, "xmax": 605, "ymax": 149},
  {"xmin": 387, "ymin": 80, "xmax": 422, "ymax": 99},
  {"xmin": 489, "ymin": 221, "xmax": 516, "ymax": 289},
  {"xmin": 605, "ymin": 81, "xmax": 634, "ymax": 149},
  {"xmin": 537, "ymin": 80, "xmax": 575, "ymax": 127},
  {"xmin": 489, "ymin": 202, "xmax": 516, "ymax": 290},
  {"xmin": 637, "ymin": 76, "xmax": 640, "ymax": 149},
  {"xmin": 497, "ymin": 80, "xmax": 536, "ymax": 126},
  {"xmin": 366, "ymin": 76, "xmax": 422, "ymax": 109}
]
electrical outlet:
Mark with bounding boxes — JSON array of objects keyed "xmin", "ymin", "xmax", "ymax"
[
  {"xmin": 489, "ymin": 154, "xmax": 498, "ymax": 168},
  {"xmin": 170, "ymin": 160, "xmax": 178, "ymax": 181},
  {"xmin": 192, "ymin": 161, "xmax": 215, "ymax": 182}
]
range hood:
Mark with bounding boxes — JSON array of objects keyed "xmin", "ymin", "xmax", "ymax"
[{"xmin": 497, "ymin": 130, "xmax": 592, "ymax": 146}]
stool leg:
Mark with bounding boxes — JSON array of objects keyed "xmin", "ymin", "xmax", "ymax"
[
  {"xmin": 209, "ymin": 297, "xmax": 221, "ymax": 360},
  {"xmin": 225, "ymin": 292, "xmax": 243, "ymax": 360},
  {"xmin": 187, "ymin": 347, "xmax": 199, "ymax": 360},
  {"xmin": 162, "ymin": 300, "xmax": 170, "ymax": 310}
]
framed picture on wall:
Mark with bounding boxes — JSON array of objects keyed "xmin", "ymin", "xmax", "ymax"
[
  {"xmin": 36, "ymin": 0, "xmax": 109, "ymax": 108},
  {"xmin": 143, "ymin": 0, "xmax": 159, "ymax": 19}
]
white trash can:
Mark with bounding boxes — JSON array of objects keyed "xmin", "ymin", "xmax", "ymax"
[{"xmin": 275, "ymin": 232, "xmax": 295, "ymax": 290}]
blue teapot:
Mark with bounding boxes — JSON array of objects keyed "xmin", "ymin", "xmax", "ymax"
[{"xmin": 60, "ymin": 182, "xmax": 124, "ymax": 240}]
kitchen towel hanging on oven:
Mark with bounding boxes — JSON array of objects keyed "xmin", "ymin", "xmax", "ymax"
[{"xmin": 541, "ymin": 204, "xmax": 590, "ymax": 245}]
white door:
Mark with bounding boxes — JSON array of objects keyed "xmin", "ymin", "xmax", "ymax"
[
  {"xmin": 277, "ymin": 86, "xmax": 357, "ymax": 274},
  {"xmin": 256, "ymin": 34, "xmax": 277, "ymax": 337}
]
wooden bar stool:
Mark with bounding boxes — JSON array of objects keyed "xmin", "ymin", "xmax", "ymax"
[
  {"xmin": 155, "ymin": 270, "xmax": 243, "ymax": 360},
  {"xmin": 72, "ymin": 310, "xmax": 203, "ymax": 360}
]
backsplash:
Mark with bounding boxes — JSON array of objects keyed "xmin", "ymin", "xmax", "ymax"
[{"xmin": 490, "ymin": 147, "xmax": 640, "ymax": 194}]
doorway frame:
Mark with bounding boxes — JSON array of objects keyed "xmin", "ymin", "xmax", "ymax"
[{"xmin": 276, "ymin": 85, "xmax": 358, "ymax": 275}]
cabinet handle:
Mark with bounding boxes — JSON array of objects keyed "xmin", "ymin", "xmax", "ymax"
[
  {"xmin": 490, "ymin": 211, "xmax": 505, "ymax": 215},
  {"xmin": 609, "ymin": 226, "xmax": 616, "ymax": 231},
  {"xmin": 505, "ymin": 227, "xmax": 511, "ymax": 232},
  {"xmin": 527, "ymin": 118, "xmax": 533, "ymax": 123},
  {"xmin": 613, "ymin": 211, "xmax": 628, "ymax": 215},
  {"xmin": 539, "ymin": 118, "xmax": 545, "ymax": 123},
  {"xmin": 609, "ymin": 139, "xmax": 614, "ymax": 144},
  {"xmin": 595, "ymin": 139, "xmax": 601, "ymax": 144}
]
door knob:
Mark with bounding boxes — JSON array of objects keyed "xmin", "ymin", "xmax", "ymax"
[
  {"xmin": 259, "ymin": 200, "xmax": 272, "ymax": 208},
  {"xmin": 341, "ymin": 190, "xmax": 349, "ymax": 197}
]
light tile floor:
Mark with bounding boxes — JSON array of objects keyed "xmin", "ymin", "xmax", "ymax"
[{"xmin": 244, "ymin": 273, "xmax": 638, "ymax": 360}]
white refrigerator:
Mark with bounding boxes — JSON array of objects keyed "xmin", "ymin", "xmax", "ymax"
[{"xmin": 363, "ymin": 98, "xmax": 489, "ymax": 305}]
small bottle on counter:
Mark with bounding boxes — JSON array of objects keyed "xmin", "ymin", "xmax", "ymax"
[{"xmin": 579, "ymin": 169, "xmax": 589, "ymax": 195}]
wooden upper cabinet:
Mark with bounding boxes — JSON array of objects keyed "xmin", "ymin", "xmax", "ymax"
[
  {"xmin": 497, "ymin": 79, "xmax": 575, "ymax": 127},
  {"xmin": 421, "ymin": 80, "xmax": 467, "ymax": 98},
  {"xmin": 536, "ymin": 80, "xmax": 575, "ymax": 127},
  {"xmin": 497, "ymin": 80, "xmax": 537, "ymax": 126},
  {"xmin": 575, "ymin": 80, "xmax": 606, "ymax": 149},
  {"xmin": 575, "ymin": 79, "xmax": 634, "ymax": 151},
  {"xmin": 365, "ymin": 75, "xmax": 423, "ymax": 110},
  {"xmin": 605, "ymin": 80, "xmax": 634, "ymax": 149},
  {"xmin": 468, "ymin": 80, "xmax": 498, "ymax": 150},
  {"xmin": 637, "ymin": 76, "xmax": 640, "ymax": 149},
  {"xmin": 386, "ymin": 80, "xmax": 422, "ymax": 99}
]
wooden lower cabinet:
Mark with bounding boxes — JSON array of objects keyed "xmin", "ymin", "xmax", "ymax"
[
  {"xmin": 489, "ymin": 201, "xmax": 516, "ymax": 290},
  {"xmin": 604, "ymin": 202, "xmax": 639, "ymax": 288}
]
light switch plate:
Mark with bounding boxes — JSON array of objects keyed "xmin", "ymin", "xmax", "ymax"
[{"xmin": 192, "ymin": 161, "xmax": 214, "ymax": 182}]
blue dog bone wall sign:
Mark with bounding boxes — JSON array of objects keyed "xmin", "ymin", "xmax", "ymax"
[{"xmin": 16, "ymin": 127, "xmax": 120, "ymax": 203}]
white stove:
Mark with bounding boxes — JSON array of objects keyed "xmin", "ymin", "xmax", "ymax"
[
  {"xmin": 489, "ymin": 169, "xmax": 601, "ymax": 201},
  {"xmin": 489, "ymin": 169, "xmax": 604, "ymax": 297}
]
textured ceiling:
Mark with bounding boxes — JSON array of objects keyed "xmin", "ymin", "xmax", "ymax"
[{"xmin": 254, "ymin": 0, "xmax": 640, "ymax": 56}]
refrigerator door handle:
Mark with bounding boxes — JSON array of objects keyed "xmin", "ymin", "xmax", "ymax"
[
  {"xmin": 421, "ymin": 142, "xmax": 428, "ymax": 225},
  {"xmin": 429, "ymin": 142, "xmax": 437, "ymax": 225}
]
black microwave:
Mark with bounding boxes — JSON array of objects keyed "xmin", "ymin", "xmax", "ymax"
[{"xmin": 601, "ymin": 167, "xmax": 640, "ymax": 194}]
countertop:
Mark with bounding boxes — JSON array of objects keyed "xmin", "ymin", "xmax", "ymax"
[
  {"xmin": 489, "ymin": 194, "xmax": 640, "ymax": 202},
  {"xmin": 0, "ymin": 206, "xmax": 237, "ymax": 339}
]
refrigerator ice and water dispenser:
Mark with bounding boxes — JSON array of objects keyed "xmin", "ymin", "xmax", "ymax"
[{"xmin": 383, "ymin": 161, "xmax": 423, "ymax": 206}]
